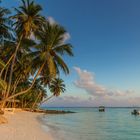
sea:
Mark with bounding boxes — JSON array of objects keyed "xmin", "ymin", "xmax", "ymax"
[{"xmin": 40, "ymin": 107, "xmax": 140, "ymax": 140}]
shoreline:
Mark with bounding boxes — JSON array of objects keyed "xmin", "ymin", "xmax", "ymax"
[
  {"xmin": 0, "ymin": 111, "xmax": 54, "ymax": 140},
  {"xmin": 24, "ymin": 108, "xmax": 76, "ymax": 114}
]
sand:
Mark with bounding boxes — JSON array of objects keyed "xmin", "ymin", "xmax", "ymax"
[{"xmin": 0, "ymin": 111, "xmax": 54, "ymax": 140}]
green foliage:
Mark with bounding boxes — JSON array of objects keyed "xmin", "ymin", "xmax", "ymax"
[
  {"xmin": 0, "ymin": 79, "xmax": 7, "ymax": 90},
  {"xmin": 0, "ymin": 0, "xmax": 74, "ymax": 109},
  {"xmin": 0, "ymin": 7, "xmax": 13, "ymax": 43},
  {"xmin": 0, "ymin": 59, "xmax": 5, "ymax": 68},
  {"xmin": 12, "ymin": 0, "xmax": 45, "ymax": 38},
  {"xmin": 34, "ymin": 21, "xmax": 73, "ymax": 78},
  {"xmin": 49, "ymin": 78, "xmax": 66, "ymax": 96}
]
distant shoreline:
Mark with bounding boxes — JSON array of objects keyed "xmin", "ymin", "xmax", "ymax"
[{"xmin": 42, "ymin": 106, "xmax": 140, "ymax": 108}]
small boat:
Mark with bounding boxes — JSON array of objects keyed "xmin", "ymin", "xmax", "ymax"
[
  {"xmin": 131, "ymin": 109, "xmax": 140, "ymax": 115},
  {"xmin": 99, "ymin": 106, "xmax": 105, "ymax": 112}
]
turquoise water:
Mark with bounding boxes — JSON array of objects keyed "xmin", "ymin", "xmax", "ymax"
[{"xmin": 41, "ymin": 107, "xmax": 140, "ymax": 140}]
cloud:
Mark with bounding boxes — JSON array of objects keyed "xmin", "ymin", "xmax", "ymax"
[
  {"xmin": 42, "ymin": 67, "xmax": 136, "ymax": 107},
  {"xmin": 43, "ymin": 95, "xmax": 94, "ymax": 107},
  {"xmin": 43, "ymin": 95, "xmax": 140, "ymax": 107},
  {"xmin": 74, "ymin": 67, "xmax": 133, "ymax": 97},
  {"xmin": 63, "ymin": 32, "xmax": 71, "ymax": 41},
  {"xmin": 47, "ymin": 17, "xmax": 71, "ymax": 42},
  {"xmin": 48, "ymin": 17, "xmax": 56, "ymax": 25}
]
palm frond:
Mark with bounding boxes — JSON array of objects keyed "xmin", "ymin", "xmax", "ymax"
[
  {"xmin": 53, "ymin": 44, "xmax": 73, "ymax": 56},
  {"xmin": 54, "ymin": 54, "xmax": 69, "ymax": 74}
]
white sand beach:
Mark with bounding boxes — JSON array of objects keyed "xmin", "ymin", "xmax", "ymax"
[{"xmin": 0, "ymin": 111, "xmax": 53, "ymax": 140}]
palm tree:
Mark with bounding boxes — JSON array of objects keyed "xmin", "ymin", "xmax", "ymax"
[
  {"xmin": 2, "ymin": 21, "xmax": 73, "ymax": 102},
  {"xmin": 13, "ymin": 0, "xmax": 45, "ymax": 38},
  {"xmin": 6, "ymin": 0, "xmax": 45, "ymax": 102},
  {"xmin": 0, "ymin": 39, "xmax": 34, "ymax": 83},
  {"xmin": 41, "ymin": 78, "xmax": 66, "ymax": 104},
  {"xmin": 50, "ymin": 78, "xmax": 65, "ymax": 96},
  {"xmin": 16, "ymin": 78, "xmax": 46, "ymax": 108},
  {"xmin": 0, "ymin": 1, "xmax": 74, "ymax": 110},
  {"xmin": 0, "ymin": 39, "xmax": 36, "ymax": 108},
  {"xmin": 35, "ymin": 21, "xmax": 74, "ymax": 77},
  {"xmin": 0, "ymin": 7, "xmax": 12, "ymax": 43},
  {"xmin": 0, "ymin": 60, "xmax": 6, "ymax": 90}
]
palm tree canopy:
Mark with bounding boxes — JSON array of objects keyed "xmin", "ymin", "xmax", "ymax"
[
  {"xmin": 49, "ymin": 78, "xmax": 66, "ymax": 96},
  {"xmin": 0, "ymin": 1, "xmax": 74, "ymax": 109},
  {"xmin": 0, "ymin": 7, "xmax": 12, "ymax": 42},
  {"xmin": 12, "ymin": 0, "xmax": 45, "ymax": 38},
  {"xmin": 32, "ymin": 21, "xmax": 73, "ymax": 80}
]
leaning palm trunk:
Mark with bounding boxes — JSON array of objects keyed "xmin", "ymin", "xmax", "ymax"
[
  {"xmin": 1, "ymin": 64, "xmax": 10, "ymax": 108},
  {"xmin": 6, "ymin": 35, "xmax": 23, "ymax": 98},
  {"xmin": 0, "ymin": 53, "xmax": 14, "ymax": 78},
  {"xmin": 31, "ymin": 92, "xmax": 41, "ymax": 109},
  {"xmin": 11, "ymin": 75, "xmax": 22, "ymax": 94},
  {"xmin": 0, "ymin": 54, "xmax": 16, "ymax": 108},
  {"xmin": 0, "ymin": 55, "xmax": 15, "ymax": 108},
  {"xmin": 40, "ymin": 95, "xmax": 54, "ymax": 105},
  {"xmin": 0, "ymin": 61, "xmax": 46, "ymax": 104}
]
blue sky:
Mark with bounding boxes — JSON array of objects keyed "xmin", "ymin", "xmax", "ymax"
[{"xmin": 2, "ymin": 0, "xmax": 140, "ymax": 107}]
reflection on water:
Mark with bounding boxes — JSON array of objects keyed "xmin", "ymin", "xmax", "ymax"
[{"xmin": 41, "ymin": 108, "xmax": 140, "ymax": 140}]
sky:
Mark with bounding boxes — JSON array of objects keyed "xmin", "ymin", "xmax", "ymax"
[{"xmin": 1, "ymin": 0, "xmax": 140, "ymax": 107}]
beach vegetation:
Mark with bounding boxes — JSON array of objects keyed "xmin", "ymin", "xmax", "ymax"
[{"xmin": 0, "ymin": 0, "xmax": 73, "ymax": 110}]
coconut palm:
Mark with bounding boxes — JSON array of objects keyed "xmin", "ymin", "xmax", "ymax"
[
  {"xmin": 0, "ymin": 1, "xmax": 74, "ymax": 110},
  {"xmin": 13, "ymin": 0, "xmax": 45, "ymax": 38},
  {"xmin": 0, "ymin": 60, "xmax": 6, "ymax": 90},
  {"xmin": 16, "ymin": 78, "xmax": 46, "ymax": 108},
  {"xmin": 0, "ymin": 38, "xmax": 36, "ymax": 108},
  {"xmin": 49, "ymin": 78, "xmax": 65, "ymax": 96},
  {"xmin": 0, "ymin": 39, "xmax": 35, "ymax": 85},
  {"xmin": 6, "ymin": 0, "xmax": 45, "ymax": 101},
  {"xmin": 2, "ymin": 21, "xmax": 73, "ymax": 102},
  {"xmin": 33, "ymin": 21, "xmax": 73, "ymax": 78},
  {"xmin": 0, "ymin": 7, "xmax": 12, "ymax": 43},
  {"xmin": 41, "ymin": 78, "xmax": 66, "ymax": 104}
]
